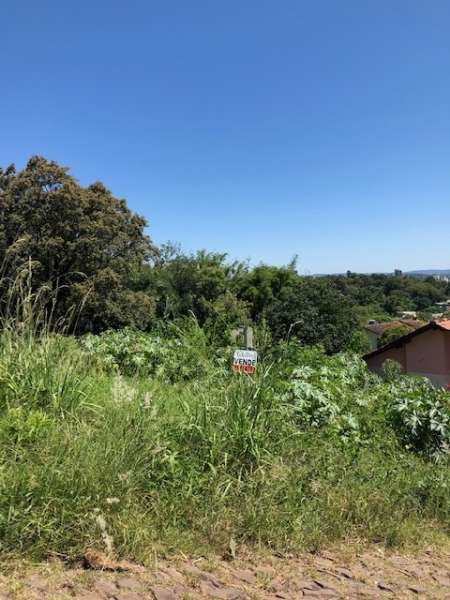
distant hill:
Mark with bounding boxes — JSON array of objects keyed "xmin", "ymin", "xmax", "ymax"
[
  {"xmin": 310, "ymin": 269, "xmax": 450, "ymax": 278},
  {"xmin": 406, "ymin": 269, "xmax": 450, "ymax": 278}
]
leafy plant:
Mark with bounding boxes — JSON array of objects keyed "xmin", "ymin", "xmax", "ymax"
[
  {"xmin": 387, "ymin": 376, "xmax": 450, "ymax": 458},
  {"xmin": 282, "ymin": 349, "xmax": 372, "ymax": 435},
  {"xmin": 80, "ymin": 319, "xmax": 226, "ymax": 382}
]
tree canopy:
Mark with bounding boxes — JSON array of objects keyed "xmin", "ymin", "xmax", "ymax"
[
  {"xmin": 1, "ymin": 156, "xmax": 448, "ymax": 351},
  {"xmin": 0, "ymin": 156, "xmax": 156, "ymax": 332},
  {"xmin": 266, "ymin": 278, "xmax": 358, "ymax": 353}
]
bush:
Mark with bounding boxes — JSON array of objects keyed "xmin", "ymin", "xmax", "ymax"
[
  {"xmin": 387, "ymin": 376, "xmax": 450, "ymax": 458},
  {"xmin": 80, "ymin": 319, "xmax": 226, "ymax": 383},
  {"xmin": 378, "ymin": 325, "xmax": 411, "ymax": 347},
  {"xmin": 381, "ymin": 358, "xmax": 404, "ymax": 382}
]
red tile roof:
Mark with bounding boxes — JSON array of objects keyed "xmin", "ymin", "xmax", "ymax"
[
  {"xmin": 437, "ymin": 319, "xmax": 450, "ymax": 331},
  {"xmin": 400, "ymin": 319, "xmax": 424, "ymax": 329},
  {"xmin": 365, "ymin": 319, "xmax": 423, "ymax": 335}
]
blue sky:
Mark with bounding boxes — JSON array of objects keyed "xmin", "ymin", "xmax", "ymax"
[{"xmin": 2, "ymin": 1, "xmax": 450, "ymax": 273}]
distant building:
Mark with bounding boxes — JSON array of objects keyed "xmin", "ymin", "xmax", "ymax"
[
  {"xmin": 435, "ymin": 300, "xmax": 450, "ymax": 308},
  {"xmin": 364, "ymin": 320, "xmax": 450, "ymax": 388},
  {"xmin": 364, "ymin": 319, "xmax": 423, "ymax": 350},
  {"xmin": 398, "ymin": 310, "xmax": 417, "ymax": 319}
]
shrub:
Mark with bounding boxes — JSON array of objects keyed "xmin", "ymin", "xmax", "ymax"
[
  {"xmin": 281, "ymin": 348, "xmax": 376, "ymax": 445},
  {"xmin": 387, "ymin": 376, "xmax": 450, "ymax": 458},
  {"xmin": 80, "ymin": 319, "xmax": 226, "ymax": 383},
  {"xmin": 381, "ymin": 358, "xmax": 404, "ymax": 382},
  {"xmin": 378, "ymin": 325, "xmax": 411, "ymax": 347}
]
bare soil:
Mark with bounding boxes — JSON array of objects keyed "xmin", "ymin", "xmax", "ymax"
[{"xmin": 2, "ymin": 545, "xmax": 450, "ymax": 599}]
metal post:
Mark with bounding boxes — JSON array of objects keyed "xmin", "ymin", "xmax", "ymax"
[{"xmin": 244, "ymin": 326, "xmax": 253, "ymax": 349}]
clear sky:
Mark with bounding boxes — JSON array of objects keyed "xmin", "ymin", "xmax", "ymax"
[{"xmin": 2, "ymin": 1, "xmax": 450, "ymax": 274}]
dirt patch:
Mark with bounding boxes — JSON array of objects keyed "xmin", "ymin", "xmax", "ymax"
[{"xmin": 1, "ymin": 545, "xmax": 450, "ymax": 599}]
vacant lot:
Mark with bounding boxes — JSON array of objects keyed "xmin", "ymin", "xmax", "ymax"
[{"xmin": 0, "ymin": 325, "xmax": 449, "ymax": 570}]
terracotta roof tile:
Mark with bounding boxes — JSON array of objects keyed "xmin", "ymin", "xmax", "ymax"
[
  {"xmin": 365, "ymin": 320, "xmax": 423, "ymax": 335},
  {"xmin": 399, "ymin": 319, "xmax": 424, "ymax": 329}
]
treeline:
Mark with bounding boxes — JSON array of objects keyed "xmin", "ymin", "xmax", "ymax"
[
  {"xmin": 330, "ymin": 272, "xmax": 449, "ymax": 314},
  {"xmin": 1, "ymin": 157, "xmax": 448, "ymax": 352}
]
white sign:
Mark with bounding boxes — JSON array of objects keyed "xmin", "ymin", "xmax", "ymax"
[{"xmin": 232, "ymin": 349, "xmax": 258, "ymax": 374}]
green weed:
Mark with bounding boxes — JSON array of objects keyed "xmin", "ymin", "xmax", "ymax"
[{"xmin": 0, "ymin": 329, "xmax": 449, "ymax": 562}]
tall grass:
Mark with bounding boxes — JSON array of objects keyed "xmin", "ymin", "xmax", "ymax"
[{"xmin": 0, "ymin": 279, "xmax": 449, "ymax": 561}]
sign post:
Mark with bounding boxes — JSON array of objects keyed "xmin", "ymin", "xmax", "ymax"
[
  {"xmin": 243, "ymin": 326, "xmax": 253, "ymax": 350},
  {"xmin": 232, "ymin": 326, "xmax": 257, "ymax": 373},
  {"xmin": 232, "ymin": 349, "xmax": 258, "ymax": 374}
]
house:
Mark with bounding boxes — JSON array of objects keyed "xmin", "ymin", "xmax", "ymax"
[
  {"xmin": 398, "ymin": 310, "xmax": 417, "ymax": 319},
  {"xmin": 364, "ymin": 319, "xmax": 423, "ymax": 350},
  {"xmin": 363, "ymin": 320, "xmax": 450, "ymax": 388},
  {"xmin": 435, "ymin": 300, "xmax": 450, "ymax": 309}
]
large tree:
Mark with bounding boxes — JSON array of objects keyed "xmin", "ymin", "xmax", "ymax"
[
  {"xmin": 237, "ymin": 264, "xmax": 298, "ymax": 321},
  {"xmin": 266, "ymin": 278, "xmax": 358, "ymax": 353},
  {"xmin": 0, "ymin": 156, "xmax": 156, "ymax": 332},
  {"xmin": 145, "ymin": 245, "xmax": 249, "ymax": 334}
]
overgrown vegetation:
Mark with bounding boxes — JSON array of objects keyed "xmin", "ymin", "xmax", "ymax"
[
  {"xmin": 0, "ymin": 156, "xmax": 450, "ymax": 563},
  {"xmin": 0, "ymin": 324, "xmax": 449, "ymax": 561}
]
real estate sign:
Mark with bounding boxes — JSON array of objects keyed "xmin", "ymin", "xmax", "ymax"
[{"xmin": 232, "ymin": 349, "xmax": 258, "ymax": 374}]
